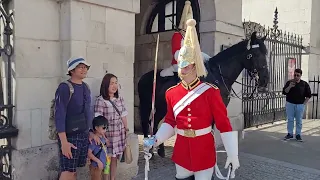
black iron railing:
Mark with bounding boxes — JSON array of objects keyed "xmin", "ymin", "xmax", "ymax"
[
  {"xmin": 242, "ymin": 8, "xmax": 304, "ymax": 128},
  {"xmin": 0, "ymin": 2, "xmax": 19, "ymax": 180},
  {"xmin": 309, "ymin": 76, "xmax": 320, "ymax": 119}
]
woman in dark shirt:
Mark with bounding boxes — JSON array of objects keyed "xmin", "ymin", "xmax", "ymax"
[{"xmin": 282, "ymin": 69, "xmax": 311, "ymax": 141}]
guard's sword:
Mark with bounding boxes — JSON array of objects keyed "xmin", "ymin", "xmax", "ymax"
[
  {"xmin": 145, "ymin": 34, "xmax": 160, "ymax": 180},
  {"xmin": 149, "ymin": 34, "xmax": 160, "ymax": 136}
]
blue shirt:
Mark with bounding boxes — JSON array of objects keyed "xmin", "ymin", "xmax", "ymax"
[
  {"xmin": 54, "ymin": 81, "xmax": 92, "ymax": 133},
  {"xmin": 89, "ymin": 137, "xmax": 107, "ymax": 168}
]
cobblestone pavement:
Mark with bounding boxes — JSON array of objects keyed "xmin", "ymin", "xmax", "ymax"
[{"xmin": 132, "ymin": 120, "xmax": 320, "ymax": 180}]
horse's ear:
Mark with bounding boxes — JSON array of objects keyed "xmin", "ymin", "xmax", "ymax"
[{"xmin": 251, "ymin": 32, "xmax": 257, "ymax": 41}]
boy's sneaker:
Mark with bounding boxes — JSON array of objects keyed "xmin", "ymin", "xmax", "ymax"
[
  {"xmin": 283, "ymin": 133, "xmax": 293, "ymax": 140},
  {"xmin": 296, "ymin": 135, "xmax": 303, "ymax": 142}
]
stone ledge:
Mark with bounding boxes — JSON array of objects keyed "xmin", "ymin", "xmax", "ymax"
[
  {"xmin": 11, "ymin": 134, "xmax": 139, "ymax": 180},
  {"xmin": 77, "ymin": 0, "xmax": 140, "ymax": 13},
  {"xmin": 200, "ymin": 20, "xmax": 244, "ymax": 37},
  {"xmin": 309, "ymin": 46, "xmax": 320, "ymax": 55}
]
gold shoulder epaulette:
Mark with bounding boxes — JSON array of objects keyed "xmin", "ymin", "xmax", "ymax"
[
  {"xmin": 166, "ymin": 83, "xmax": 180, "ymax": 92},
  {"xmin": 205, "ymin": 82, "xmax": 219, "ymax": 90}
]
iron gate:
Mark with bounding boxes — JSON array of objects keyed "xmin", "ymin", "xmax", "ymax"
[
  {"xmin": 0, "ymin": 1, "xmax": 19, "ymax": 180},
  {"xmin": 242, "ymin": 8, "xmax": 303, "ymax": 128},
  {"xmin": 309, "ymin": 76, "xmax": 320, "ymax": 119}
]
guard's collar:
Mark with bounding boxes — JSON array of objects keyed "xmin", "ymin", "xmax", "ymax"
[{"xmin": 181, "ymin": 78, "xmax": 200, "ymax": 90}]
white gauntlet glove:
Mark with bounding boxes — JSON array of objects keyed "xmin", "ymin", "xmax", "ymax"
[{"xmin": 220, "ymin": 131, "xmax": 240, "ymax": 178}]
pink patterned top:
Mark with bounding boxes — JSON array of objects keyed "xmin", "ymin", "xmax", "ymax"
[{"xmin": 94, "ymin": 95, "xmax": 128, "ymax": 156}]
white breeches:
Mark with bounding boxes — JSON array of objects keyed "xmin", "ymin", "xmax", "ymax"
[{"xmin": 175, "ymin": 164, "xmax": 214, "ymax": 180}]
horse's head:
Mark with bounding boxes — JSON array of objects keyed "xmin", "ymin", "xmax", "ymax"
[{"xmin": 243, "ymin": 32, "xmax": 269, "ymax": 92}]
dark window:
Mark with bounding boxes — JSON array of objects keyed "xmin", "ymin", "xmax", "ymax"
[{"xmin": 146, "ymin": 0, "xmax": 200, "ymax": 34}]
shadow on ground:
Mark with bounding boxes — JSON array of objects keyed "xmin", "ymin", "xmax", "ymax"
[
  {"xmin": 132, "ymin": 119, "xmax": 320, "ymax": 179},
  {"xmin": 239, "ymin": 119, "xmax": 320, "ymax": 170}
]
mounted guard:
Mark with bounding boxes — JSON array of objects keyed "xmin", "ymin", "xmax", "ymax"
[
  {"xmin": 144, "ymin": 18, "xmax": 240, "ymax": 180},
  {"xmin": 160, "ymin": 0, "xmax": 211, "ymax": 77}
]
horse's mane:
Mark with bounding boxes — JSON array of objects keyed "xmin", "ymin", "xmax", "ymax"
[{"xmin": 208, "ymin": 40, "xmax": 248, "ymax": 64}]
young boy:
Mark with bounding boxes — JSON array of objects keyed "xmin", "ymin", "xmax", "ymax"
[{"xmin": 88, "ymin": 116, "xmax": 110, "ymax": 180}]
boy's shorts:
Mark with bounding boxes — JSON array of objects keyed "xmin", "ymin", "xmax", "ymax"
[{"xmin": 58, "ymin": 132, "xmax": 89, "ymax": 172}]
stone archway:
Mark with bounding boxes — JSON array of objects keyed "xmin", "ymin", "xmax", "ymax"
[
  {"xmin": 134, "ymin": 0, "xmax": 245, "ymax": 138},
  {"xmin": 134, "ymin": 0, "xmax": 202, "ymax": 133}
]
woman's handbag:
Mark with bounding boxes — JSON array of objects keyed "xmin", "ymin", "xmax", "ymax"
[{"xmin": 123, "ymin": 139, "xmax": 133, "ymax": 164}]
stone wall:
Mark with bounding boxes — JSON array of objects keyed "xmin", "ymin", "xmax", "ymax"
[
  {"xmin": 309, "ymin": 0, "xmax": 320, "ymax": 79},
  {"xmin": 199, "ymin": 0, "xmax": 245, "ymax": 145},
  {"xmin": 134, "ymin": 0, "xmax": 245, "ymax": 146},
  {"xmin": 11, "ymin": 0, "xmax": 140, "ymax": 179}
]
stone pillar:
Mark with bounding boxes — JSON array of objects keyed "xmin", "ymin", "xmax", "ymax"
[
  {"xmin": 12, "ymin": 0, "xmax": 62, "ymax": 179},
  {"xmin": 309, "ymin": 0, "xmax": 320, "ymax": 79},
  {"xmin": 11, "ymin": 0, "xmax": 140, "ymax": 179},
  {"xmin": 199, "ymin": 0, "xmax": 245, "ymax": 145}
]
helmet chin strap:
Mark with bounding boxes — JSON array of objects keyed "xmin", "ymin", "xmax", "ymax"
[{"xmin": 178, "ymin": 66, "xmax": 196, "ymax": 80}]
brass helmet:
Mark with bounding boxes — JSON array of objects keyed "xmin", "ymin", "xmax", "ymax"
[{"xmin": 177, "ymin": 19, "xmax": 207, "ymax": 78}]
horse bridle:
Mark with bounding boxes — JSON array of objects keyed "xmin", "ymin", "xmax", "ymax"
[{"xmin": 218, "ymin": 41, "xmax": 263, "ymax": 100}]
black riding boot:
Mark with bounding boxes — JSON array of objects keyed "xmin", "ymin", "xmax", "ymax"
[
  {"xmin": 175, "ymin": 175, "xmax": 195, "ymax": 180},
  {"xmin": 157, "ymin": 143, "xmax": 165, "ymax": 158}
]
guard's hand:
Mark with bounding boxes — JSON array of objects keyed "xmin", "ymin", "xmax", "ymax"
[
  {"xmin": 224, "ymin": 156, "xmax": 240, "ymax": 179},
  {"xmin": 143, "ymin": 136, "xmax": 157, "ymax": 149}
]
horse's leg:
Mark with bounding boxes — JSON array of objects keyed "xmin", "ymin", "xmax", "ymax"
[{"xmin": 139, "ymin": 99, "xmax": 151, "ymax": 138}]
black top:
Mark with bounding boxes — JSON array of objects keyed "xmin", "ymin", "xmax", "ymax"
[{"xmin": 282, "ymin": 80, "xmax": 312, "ymax": 104}]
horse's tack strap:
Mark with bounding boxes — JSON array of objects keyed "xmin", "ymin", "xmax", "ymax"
[{"xmin": 173, "ymin": 83, "xmax": 211, "ymax": 118}]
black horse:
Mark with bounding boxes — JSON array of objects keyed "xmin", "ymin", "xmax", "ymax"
[{"xmin": 138, "ymin": 32, "xmax": 269, "ymax": 157}]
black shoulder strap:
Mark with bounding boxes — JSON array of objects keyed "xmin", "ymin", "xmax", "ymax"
[
  {"xmin": 108, "ymin": 99, "xmax": 121, "ymax": 116},
  {"xmin": 94, "ymin": 144, "xmax": 103, "ymax": 157}
]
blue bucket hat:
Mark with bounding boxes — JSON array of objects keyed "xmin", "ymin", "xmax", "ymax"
[{"xmin": 66, "ymin": 57, "xmax": 91, "ymax": 75}]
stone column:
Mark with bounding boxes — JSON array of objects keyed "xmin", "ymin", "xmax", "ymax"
[
  {"xmin": 12, "ymin": 0, "xmax": 62, "ymax": 179},
  {"xmin": 11, "ymin": 0, "xmax": 140, "ymax": 179},
  {"xmin": 199, "ymin": 0, "xmax": 245, "ymax": 146}
]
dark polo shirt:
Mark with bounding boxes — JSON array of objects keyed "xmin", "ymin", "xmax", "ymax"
[{"xmin": 282, "ymin": 80, "xmax": 312, "ymax": 104}]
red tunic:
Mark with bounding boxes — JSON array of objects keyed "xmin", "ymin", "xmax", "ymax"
[{"xmin": 164, "ymin": 78, "xmax": 233, "ymax": 171}]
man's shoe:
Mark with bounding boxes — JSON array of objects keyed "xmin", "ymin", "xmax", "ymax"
[
  {"xmin": 296, "ymin": 134, "xmax": 303, "ymax": 142},
  {"xmin": 283, "ymin": 133, "xmax": 293, "ymax": 140}
]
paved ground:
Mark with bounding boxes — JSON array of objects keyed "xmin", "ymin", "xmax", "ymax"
[{"xmin": 132, "ymin": 119, "xmax": 320, "ymax": 180}]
